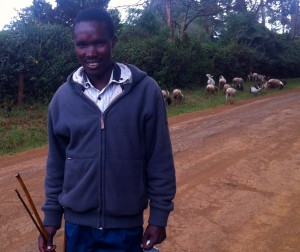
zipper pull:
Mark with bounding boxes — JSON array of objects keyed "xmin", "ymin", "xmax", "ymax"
[{"xmin": 100, "ymin": 116, "xmax": 105, "ymax": 129}]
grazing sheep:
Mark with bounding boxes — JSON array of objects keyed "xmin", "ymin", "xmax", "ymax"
[
  {"xmin": 219, "ymin": 75, "xmax": 226, "ymax": 89},
  {"xmin": 247, "ymin": 73, "xmax": 253, "ymax": 82},
  {"xmin": 225, "ymin": 87, "xmax": 237, "ymax": 104},
  {"xmin": 173, "ymin": 89, "xmax": 184, "ymax": 105},
  {"xmin": 250, "ymin": 86, "xmax": 261, "ymax": 95},
  {"xmin": 206, "ymin": 74, "xmax": 215, "ymax": 86},
  {"xmin": 223, "ymin": 83, "xmax": 231, "ymax": 93},
  {"xmin": 252, "ymin": 73, "xmax": 266, "ymax": 82},
  {"xmin": 232, "ymin": 77, "xmax": 244, "ymax": 91},
  {"xmin": 161, "ymin": 89, "xmax": 171, "ymax": 106},
  {"xmin": 267, "ymin": 79, "xmax": 284, "ymax": 89},
  {"xmin": 261, "ymin": 82, "xmax": 268, "ymax": 90},
  {"xmin": 206, "ymin": 84, "xmax": 218, "ymax": 94}
]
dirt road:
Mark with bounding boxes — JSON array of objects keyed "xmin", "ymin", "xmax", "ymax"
[{"xmin": 1, "ymin": 90, "xmax": 300, "ymax": 252}]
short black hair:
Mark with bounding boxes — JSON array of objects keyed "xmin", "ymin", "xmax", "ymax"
[{"xmin": 73, "ymin": 8, "xmax": 115, "ymax": 38}]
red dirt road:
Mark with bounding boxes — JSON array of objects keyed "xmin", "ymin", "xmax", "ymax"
[{"xmin": 1, "ymin": 90, "xmax": 300, "ymax": 252}]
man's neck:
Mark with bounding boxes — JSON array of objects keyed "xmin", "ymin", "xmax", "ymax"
[{"xmin": 88, "ymin": 65, "xmax": 114, "ymax": 91}]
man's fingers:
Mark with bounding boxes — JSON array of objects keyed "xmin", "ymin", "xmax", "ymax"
[
  {"xmin": 46, "ymin": 235, "xmax": 56, "ymax": 251},
  {"xmin": 45, "ymin": 244, "xmax": 56, "ymax": 252}
]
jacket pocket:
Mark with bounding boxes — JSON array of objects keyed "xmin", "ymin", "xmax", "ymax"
[
  {"xmin": 58, "ymin": 157, "xmax": 100, "ymax": 212},
  {"xmin": 104, "ymin": 159, "xmax": 147, "ymax": 216}
]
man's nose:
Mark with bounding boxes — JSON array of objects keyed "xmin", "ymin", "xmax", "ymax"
[{"xmin": 86, "ymin": 45, "xmax": 97, "ymax": 57}]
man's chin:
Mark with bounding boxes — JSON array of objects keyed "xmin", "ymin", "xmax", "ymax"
[{"xmin": 84, "ymin": 67, "xmax": 102, "ymax": 75}]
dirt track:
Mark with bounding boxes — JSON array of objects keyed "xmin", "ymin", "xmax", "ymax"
[{"xmin": 1, "ymin": 89, "xmax": 300, "ymax": 252}]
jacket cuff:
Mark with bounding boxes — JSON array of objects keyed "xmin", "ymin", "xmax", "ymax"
[
  {"xmin": 148, "ymin": 208, "xmax": 170, "ymax": 227},
  {"xmin": 43, "ymin": 210, "xmax": 63, "ymax": 229}
]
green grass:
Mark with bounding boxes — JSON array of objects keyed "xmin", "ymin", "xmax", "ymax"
[
  {"xmin": 166, "ymin": 78, "xmax": 300, "ymax": 117},
  {"xmin": 0, "ymin": 78, "xmax": 299, "ymax": 156},
  {"xmin": 0, "ymin": 104, "xmax": 48, "ymax": 156}
]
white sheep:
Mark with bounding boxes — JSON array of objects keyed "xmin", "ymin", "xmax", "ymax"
[
  {"xmin": 261, "ymin": 82, "xmax": 268, "ymax": 90},
  {"xmin": 219, "ymin": 75, "xmax": 226, "ymax": 89},
  {"xmin": 206, "ymin": 74, "xmax": 215, "ymax": 86},
  {"xmin": 252, "ymin": 73, "xmax": 266, "ymax": 82},
  {"xmin": 247, "ymin": 73, "xmax": 253, "ymax": 82},
  {"xmin": 206, "ymin": 84, "xmax": 218, "ymax": 94},
  {"xmin": 173, "ymin": 89, "xmax": 184, "ymax": 105},
  {"xmin": 250, "ymin": 86, "xmax": 261, "ymax": 95},
  {"xmin": 226, "ymin": 87, "xmax": 237, "ymax": 104},
  {"xmin": 232, "ymin": 77, "xmax": 244, "ymax": 91},
  {"xmin": 161, "ymin": 89, "xmax": 171, "ymax": 106},
  {"xmin": 223, "ymin": 83, "xmax": 231, "ymax": 93},
  {"xmin": 266, "ymin": 79, "xmax": 284, "ymax": 90}
]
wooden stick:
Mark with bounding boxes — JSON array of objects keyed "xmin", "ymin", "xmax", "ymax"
[
  {"xmin": 15, "ymin": 173, "xmax": 48, "ymax": 241},
  {"xmin": 15, "ymin": 189, "xmax": 47, "ymax": 241}
]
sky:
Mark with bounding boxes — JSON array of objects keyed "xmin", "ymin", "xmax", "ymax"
[{"xmin": 0, "ymin": 0, "xmax": 142, "ymax": 30}]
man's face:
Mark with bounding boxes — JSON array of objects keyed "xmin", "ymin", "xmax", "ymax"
[{"xmin": 73, "ymin": 21, "xmax": 115, "ymax": 81}]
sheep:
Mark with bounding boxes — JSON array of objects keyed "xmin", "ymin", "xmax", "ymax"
[
  {"xmin": 247, "ymin": 73, "xmax": 253, "ymax": 82},
  {"xmin": 232, "ymin": 77, "xmax": 244, "ymax": 91},
  {"xmin": 206, "ymin": 74, "xmax": 215, "ymax": 86},
  {"xmin": 252, "ymin": 73, "xmax": 258, "ymax": 82},
  {"xmin": 252, "ymin": 73, "xmax": 266, "ymax": 82},
  {"xmin": 250, "ymin": 86, "xmax": 261, "ymax": 95},
  {"xmin": 173, "ymin": 89, "xmax": 184, "ymax": 105},
  {"xmin": 206, "ymin": 84, "xmax": 218, "ymax": 94},
  {"xmin": 225, "ymin": 87, "xmax": 237, "ymax": 104},
  {"xmin": 266, "ymin": 79, "xmax": 284, "ymax": 90},
  {"xmin": 218, "ymin": 75, "xmax": 226, "ymax": 89},
  {"xmin": 161, "ymin": 89, "xmax": 171, "ymax": 106},
  {"xmin": 223, "ymin": 83, "xmax": 231, "ymax": 93},
  {"xmin": 261, "ymin": 82, "xmax": 268, "ymax": 90}
]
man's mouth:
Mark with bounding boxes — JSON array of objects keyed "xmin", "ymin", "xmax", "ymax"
[{"xmin": 86, "ymin": 62, "xmax": 100, "ymax": 69}]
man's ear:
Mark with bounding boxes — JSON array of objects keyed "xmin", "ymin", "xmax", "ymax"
[{"xmin": 112, "ymin": 35, "xmax": 117, "ymax": 48}]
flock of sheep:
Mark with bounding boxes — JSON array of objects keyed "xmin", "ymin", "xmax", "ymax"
[{"xmin": 161, "ymin": 72, "xmax": 286, "ymax": 106}]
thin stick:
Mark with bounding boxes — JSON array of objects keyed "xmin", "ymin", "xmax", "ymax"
[
  {"xmin": 15, "ymin": 173, "xmax": 48, "ymax": 241},
  {"xmin": 15, "ymin": 189, "xmax": 47, "ymax": 241}
]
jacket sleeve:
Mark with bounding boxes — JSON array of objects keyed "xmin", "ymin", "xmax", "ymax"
[
  {"xmin": 145, "ymin": 83, "xmax": 176, "ymax": 227},
  {"xmin": 41, "ymin": 106, "xmax": 66, "ymax": 228}
]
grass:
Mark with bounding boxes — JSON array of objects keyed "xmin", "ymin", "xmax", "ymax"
[
  {"xmin": 1, "ymin": 78, "xmax": 300, "ymax": 156},
  {"xmin": 166, "ymin": 78, "xmax": 300, "ymax": 117},
  {"xmin": 0, "ymin": 104, "xmax": 48, "ymax": 156}
]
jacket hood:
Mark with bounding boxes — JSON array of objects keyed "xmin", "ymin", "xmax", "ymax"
[{"xmin": 67, "ymin": 63, "xmax": 148, "ymax": 95}]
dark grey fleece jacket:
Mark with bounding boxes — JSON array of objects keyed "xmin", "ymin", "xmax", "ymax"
[{"xmin": 42, "ymin": 63, "xmax": 176, "ymax": 229}]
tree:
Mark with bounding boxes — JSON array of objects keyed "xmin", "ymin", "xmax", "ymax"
[
  {"xmin": 54, "ymin": 0, "xmax": 110, "ymax": 26},
  {"xmin": 0, "ymin": 23, "xmax": 76, "ymax": 105},
  {"xmin": 290, "ymin": 0, "xmax": 300, "ymax": 39},
  {"xmin": 10, "ymin": 0, "xmax": 110, "ymax": 28}
]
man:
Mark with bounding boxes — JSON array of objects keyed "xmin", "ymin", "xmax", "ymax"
[{"xmin": 38, "ymin": 7, "xmax": 176, "ymax": 252}]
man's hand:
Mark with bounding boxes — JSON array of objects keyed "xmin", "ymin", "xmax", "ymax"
[
  {"xmin": 141, "ymin": 224, "xmax": 166, "ymax": 250},
  {"xmin": 38, "ymin": 226, "xmax": 58, "ymax": 252}
]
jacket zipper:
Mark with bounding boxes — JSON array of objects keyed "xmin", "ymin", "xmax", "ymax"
[
  {"xmin": 99, "ymin": 89, "xmax": 126, "ymax": 228},
  {"xmin": 99, "ymin": 89, "xmax": 126, "ymax": 130},
  {"xmin": 80, "ymin": 87, "xmax": 126, "ymax": 228}
]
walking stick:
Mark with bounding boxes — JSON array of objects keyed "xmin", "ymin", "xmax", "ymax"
[
  {"xmin": 15, "ymin": 173, "xmax": 47, "ymax": 239},
  {"xmin": 15, "ymin": 189, "xmax": 47, "ymax": 241},
  {"xmin": 15, "ymin": 172, "xmax": 57, "ymax": 251}
]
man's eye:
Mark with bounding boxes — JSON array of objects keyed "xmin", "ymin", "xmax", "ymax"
[
  {"xmin": 76, "ymin": 43, "xmax": 86, "ymax": 48},
  {"xmin": 96, "ymin": 41, "xmax": 105, "ymax": 46}
]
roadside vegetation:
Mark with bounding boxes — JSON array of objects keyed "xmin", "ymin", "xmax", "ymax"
[
  {"xmin": 1, "ymin": 78, "xmax": 299, "ymax": 156},
  {"xmin": 1, "ymin": 0, "xmax": 300, "ymax": 155},
  {"xmin": 166, "ymin": 78, "xmax": 300, "ymax": 117}
]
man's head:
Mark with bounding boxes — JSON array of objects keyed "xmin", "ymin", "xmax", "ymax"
[
  {"xmin": 73, "ymin": 8, "xmax": 115, "ymax": 38},
  {"xmin": 73, "ymin": 8, "xmax": 116, "ymax": 83}
]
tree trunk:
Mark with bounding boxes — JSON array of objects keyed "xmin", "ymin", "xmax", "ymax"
[
  {"xmin": 260, "ymin": 0, "xmax": 266, "ymax": 26},
  {"xmin": 290, "ymin": 0, "xmax": 299, "ymax": 40},
  {"xmin": 17, "ymin": 71, "xmax": 25, "ymax": 106},
  {"xmin": 165, "ymin": 0, "xmax": 174, "ymax": 41}
]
